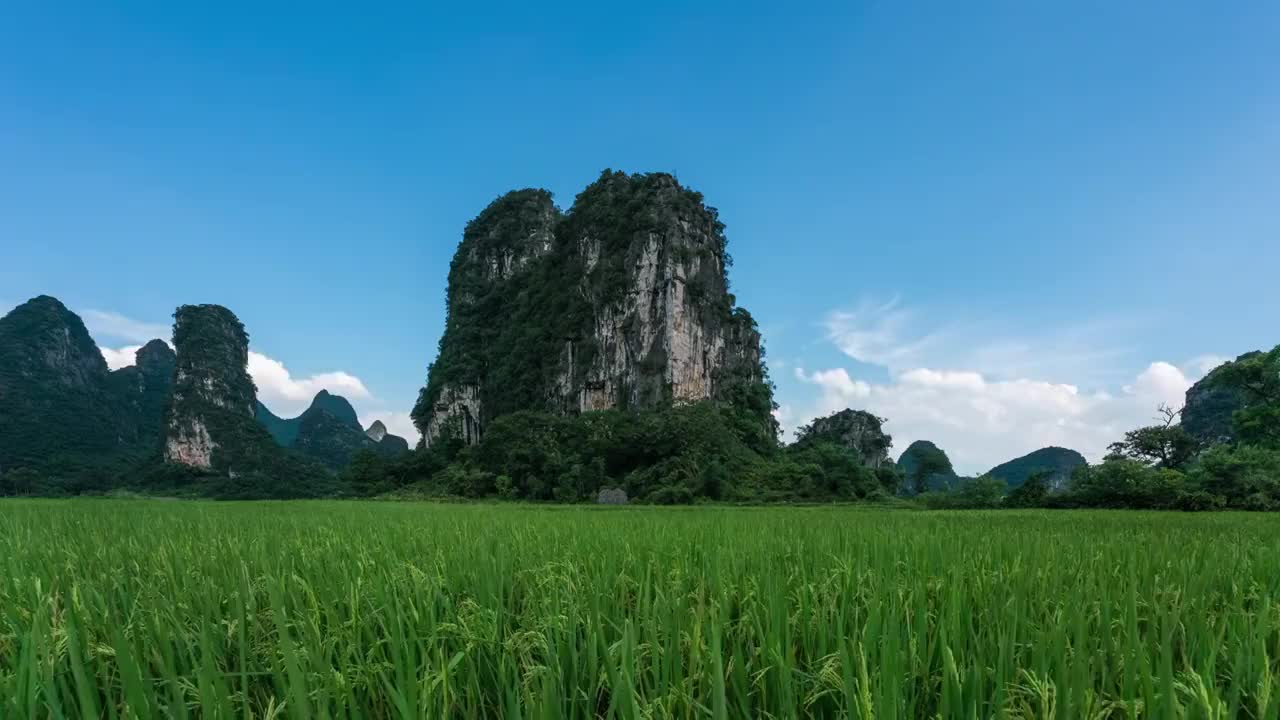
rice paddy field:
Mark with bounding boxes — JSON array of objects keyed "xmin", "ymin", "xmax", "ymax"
[{"xmin": 1, "ymin": 501, "xmax": 1278, "ymax": 718}]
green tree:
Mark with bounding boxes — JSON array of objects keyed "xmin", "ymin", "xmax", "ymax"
[
  {"xmin": 1106, "ymin": 404, "xmax": 1198, "ymax": 469},
  {"xmin": 918, "ymin": 476, "xmax": 1005, "ymax": 509},
  {"xmin": 1005, "ymin": 470, "xmax": 1051, "ymax": 508},
  {"xmin": 1069, "ymin": 458, "xmax": 1188, "ymax": 509},
  {"xmin": 1219, "ymin": 346, "xmax": 1280, "ymax": 448},
  {"xmin": 1188, "ymin": 445, "xmax": 1280, "ymax": 509}
]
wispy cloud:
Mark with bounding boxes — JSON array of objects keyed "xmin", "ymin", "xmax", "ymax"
[
  {"xmin": 246, "ymin": 352, "xmax": 371, "ymax": 417},
  {"xmin": 822, "ymin": 297, "xmax": 1136, "ymax": 386},
  {"xmin": 823, "ymin": 297, "xmax": 946, "ymax": 370},
  {"xmin": 81, "ymin": 309, "xmax": 170, "ymax": 344}
]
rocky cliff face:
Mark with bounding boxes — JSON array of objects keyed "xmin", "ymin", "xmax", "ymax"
[
  {"xmin": 165, "ymin": 305, "xmax": 258, "ymax": 469},
  {"xmin": 414, "ymin": 171, "xmax": 771, "ymax": 446},
  {"xmin": 1182, "ymin": 352, "xmax": 1260, "ymax": 447}
]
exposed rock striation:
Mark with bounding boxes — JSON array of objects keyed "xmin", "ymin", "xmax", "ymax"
[{"xmin": 414, "ymin": 170, "xmax": 772, "ymax": 446}]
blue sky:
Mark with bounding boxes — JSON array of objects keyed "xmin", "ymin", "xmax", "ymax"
[{"xmin": 2, "ymin": 2, "xmax": 1277, "ymax": 472}]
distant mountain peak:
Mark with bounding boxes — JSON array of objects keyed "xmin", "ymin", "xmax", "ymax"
[
  {"xmin": 135, "ymin": 339, "xmax": 175, "ymax": 374},
  {"xmin": 986, "ymin": 446, "xmax": 1086, "ymax": 491},
  {"xmin": 365, "ymin": 420, "xmax": 388, "ymax": 442},
  {"xmin": 305, "ymin": 390, "xmax": 360, "ymax": 430}
]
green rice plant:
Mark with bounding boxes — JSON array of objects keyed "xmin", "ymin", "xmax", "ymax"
[{"xmin": 0, "ymin": 501, "xmax": 1278, "ymax": 718}]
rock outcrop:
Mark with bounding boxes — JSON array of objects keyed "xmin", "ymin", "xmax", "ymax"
[
  {"xmin": 164, "ymin": 305, "xmax": 258, "ymax": 469},
  {"xmin": 597, "ymin": 487, "xmax": 628, "ymax": 505},
  {"xmin": 367, "ymin": 422, "xmax": 411, "ymax": 455},
  {"xmin": 414, "ymin": 171, "xmax": 772, "ymax": 446},
  {"xmin": 794, "ymin": 409, "xmax": 893, "ymax": 468},
  {"xmin": 365, "ymin": 420, "xmax": 388, "ymax": 442}
]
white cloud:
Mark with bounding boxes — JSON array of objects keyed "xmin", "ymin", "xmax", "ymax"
[
  {"xmin": 101, "ymin": 345, "xmax": 143, "ymax": 370},
  {"xmin": 792, "ymin": 360, "xmax": 1198, "ymax": 475},
  {"xmin": 794, "ymin": 367, "xmax": 870, "ymax": 401},
  {"xmin": 82, "ymin": 310, "xmax": 170, "ymax": 344},
  {"xmin": 247, "ymin": 351, "xmax": 371, "ymax": 418}
]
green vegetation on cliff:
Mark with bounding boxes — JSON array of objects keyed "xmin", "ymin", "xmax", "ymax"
[{"xmin": 414, "ymin": 170, "xmax": 775, "ymax": 447}]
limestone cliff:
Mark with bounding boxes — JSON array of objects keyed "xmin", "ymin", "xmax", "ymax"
[
  {"xmin": 164, "ymin": 305, "xmax": 258, "ymax": 469},
  {"xmin": 413, "ymin": 170, "xmax": 771, "ymax": 446}
]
